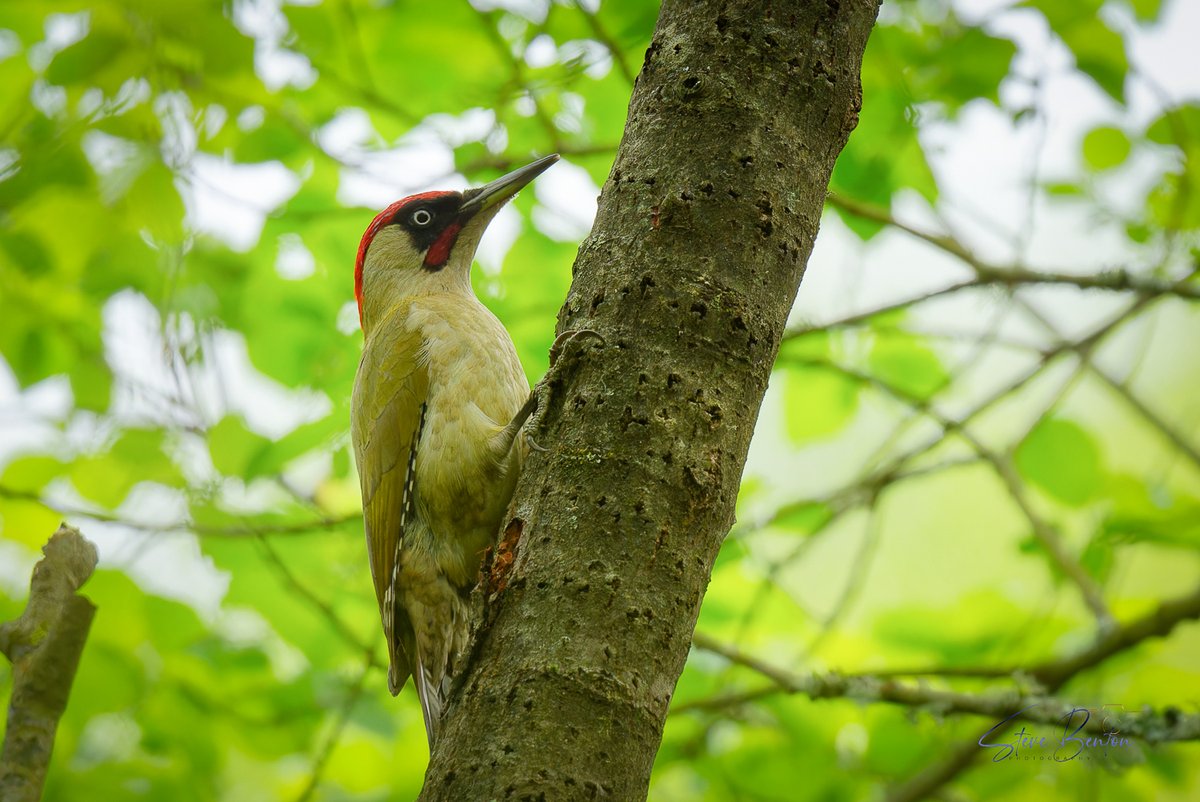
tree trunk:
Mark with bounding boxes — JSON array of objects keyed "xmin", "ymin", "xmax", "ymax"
[{"xmin": 419, "ymin": 1, "xmax": 879, "ymax": 798}]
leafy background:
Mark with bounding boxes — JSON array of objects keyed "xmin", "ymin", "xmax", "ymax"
[{"xmin": 1, "ymin": 0, "xmax": 1198, "ymax": 800}]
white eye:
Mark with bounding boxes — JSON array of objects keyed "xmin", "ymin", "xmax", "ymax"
[{"xmin": 411, "ymin": 208, "xmax": 433, "ymax": 227}]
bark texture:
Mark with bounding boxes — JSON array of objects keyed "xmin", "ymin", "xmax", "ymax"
[
  {"xmin": 0, "ymin": 523, "xmax": 98, "ymax": 802},
  {"xmin": 420, "ymin": 1, "xmax": 879, "ymax": 798}
]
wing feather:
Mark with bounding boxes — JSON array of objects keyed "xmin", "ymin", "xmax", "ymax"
[{"xmin": 351, "ymin": 313, "xmax": 429, "ymax": 693}]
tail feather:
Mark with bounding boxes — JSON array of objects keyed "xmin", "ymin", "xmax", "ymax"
[
  {"xmin": 414, "ymin": 656, "xmax": 444, "ymax": 748},
  {"xmin": 386, "ymin": 601, "xmax": 413, "ymax": 697}
]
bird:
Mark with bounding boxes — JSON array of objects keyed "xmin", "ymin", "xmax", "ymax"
[{"xmin": 351, "ymin": 154, "xmax": 560, "ymax": 747}]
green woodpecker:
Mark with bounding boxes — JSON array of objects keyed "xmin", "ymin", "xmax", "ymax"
[{"xmin": 351, "ymin": 154, "xmax": 559, "ymax": 746}]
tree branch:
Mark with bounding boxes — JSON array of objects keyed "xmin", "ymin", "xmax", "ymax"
[
  {"xmin": 783, "ymin": 354, "xmax": 1113, "ymax": 626},
  {"xmin": 825, "ymin": 192, "xmax": 1200, "ymax": 300},
  {"xmin": 0, "ymin": 524, "xmax": 99, "ymax": 802},
  {"xmin": 1029, "ymin": 582, "xmax": 1200, "ymax": 690},
  {"xmin": 0, "ymin": 484, "xmax": 359, "ymax": 538},
  {"xmin": 254, "ymin": 535, "xmax": 378, "ymax": 660},
  {"xmin": 689, "ymin": 580, "xmax": 1200, "ymax": 802},
  {"xmin": 571, "ymin": 0, "xmax": 637, "ymax": 86},
  {"xmin": 294, "ymin": 653, "xmax": 373, "ymax": 802},
  {"xmin": 689, "ymin": 580, "xmax": 1200, "ymax": 740}
]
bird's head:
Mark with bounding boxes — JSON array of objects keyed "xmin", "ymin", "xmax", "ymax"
[{"xmin": 354, "ymin": 153, "xmax": 559, "ymax": 332}]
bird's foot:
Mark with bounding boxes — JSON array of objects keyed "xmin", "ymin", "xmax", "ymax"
[
  {"xmin": 494, "ymin": 329, "xmax": 604, "ymax": 459},
  {"xmin": 522, "ymin": 329, "xmax": 605, "ymax": 447},
  {"xmin": 548, "ymin": 328, "xmax": 605, "ymax": 367}
]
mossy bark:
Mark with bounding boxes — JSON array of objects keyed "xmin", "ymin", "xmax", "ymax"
[
  {"xmin": 0, "ymin": 524, "xmax": 98, "ymax": 802},
  {"xmin": 419, "ymin": 1, "xmax": 880, "ymax": 798}
]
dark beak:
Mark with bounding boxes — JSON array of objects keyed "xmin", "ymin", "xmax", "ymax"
[{"xmin": 459, "ymin": 154, "xmax": 559, "ymax": 216}]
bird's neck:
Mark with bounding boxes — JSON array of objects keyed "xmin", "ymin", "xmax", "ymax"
[{"xmin": 360, "ymin": 259, "xmax": 475, "ymax": 335}]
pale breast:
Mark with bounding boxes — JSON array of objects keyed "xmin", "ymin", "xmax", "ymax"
[{"xmin": 407, "ymin": 296, "xmax": 530, "ymax": 585}]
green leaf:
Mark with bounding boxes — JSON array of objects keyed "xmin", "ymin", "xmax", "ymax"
[
  {"xmin": 1126, "ymin": 0, "xmax": 1163, "ymax": 22},
  {"xmin": 69, "ymin": 354, "xmax": 113, "ymax": 413},
  {"xmin": 1145, "ymin": 103, "xmax": 1200, "ymax": 147},
  {"xmin": 208, "ymin": 413, "xmax": 339, "ymax": 479},
  {"xmin": 136, "ymin": 0, "xmax": 255, "ymax": 79},
  {"xmin": 45, "ymin": 32, "xmax": 128, "ymax": 86},
  {"xmin": 1079, "ymin": 529, "xmax": 1115, "ymax": 582},
  {"xmin": 867, "ymin": 335, "xmax": 947, "ymax": 400},
  {"xmin": 1143, "ymin": 108, "xmax": 1200, "ymax": 230},
  {"xmin": 232, "ymin": 118, "xmax": 308, "ymax": 164},
  {"xmin": 1, "ymin": 455, "xmax": 68, "ymax": 494},
  {"xmin": 874, "ymin": 591, "xmax": 1069, "ymax": 664},
  {"xmin": 124, "ymin": 160, "xmax": 185, "ymax": 243},
  {"xmin": 771, "ymin": 501, "xmax": 833, "ymax": 535},
  {"xmin": 0, "ymin": 492, "xmax": 65, "ymax": 549},
  {"xmin": 829, "ymin": 22, "xmax": 947, "ymax": 236},
  {"xmin": 778, "ymin": 331, "xmax": 832, "ymax": 361},
  {"xmin": 782, "ymin": 366, "xmax": 860, "ymax": 443},
  {"xmin": 1014, "ymin": 418, "xmax": 1104, "ymax": 506},
  {"xmin": 0, "ymin": 115, "xmax": 91, "ymax": 210},
  {"xmin": 1082, "ymin": 125, "xmax": 1130, "ymax": 171},
  {"xmin": 0, "ymin": 230, "xmax": 53, "ymax": 279},
  {"xmin": 1147, "ymin": 145, "xmax": 1200, "ymax": 231},
  {"xmin": 208, "ymin": 416, "xmax": 272, "ymax": 478},
  {"xmin": 1024, "ymin": 1, "xmax": 1127, "ymax": 102},
  {"xmin": 69, "ymin": 427, "xmax": 181, "ymax": 506},
  {"xmin": 1066, "ymin": 16, "xmax": 1128, "ymax": 102},
  {"xmin": 1123, "ymin": 221, "xmax": 1151, "ymax": 244},
  {"xmin": 1101, "ymin": 476, "xmax": 1200, "ymax": 549},
  {"xmin": 1045, "ymin": 181, "xmax": 1084, "ymax": 196},
  {"xmin": 916, "ymin": 25, "xmax": 1016, "ymax": 109}
]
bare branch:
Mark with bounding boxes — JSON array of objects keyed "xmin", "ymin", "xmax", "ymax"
[
  {"xmin": 783, "ymin": 355, "xmax": 1112, "ymax": 625},
  {"xmin": 254, "ymin": 536, "xmax": 378, "ymax": 661},
  {"xmin": 294, "ymin": 654, "xmax": 374, "ymax": 802},
  {"xmin": 0, "ymin": 485, "xmax": 359, "ymax": 538},
  {"xmin": 825, "ymin": 193, "xmax": 1200, "ymax": 301},
  {"xmin": 785, "ymin": 278, "xmax": 979, "ymax": 338},
  {"xmin": 571, "ymin": 0, "xmax": 637, "ymax": 85},
  {"xmin": 689, "ymin": 580, "xmax": 1200, "ymax": 739},
  {"xmin": 1092, "ymin": 367, "xmax": 1200, "ymax": 473},
  {"xmin": 1030, "ymin": 583, "xmax": 1200, "ymax": 690},
  {"xmin": 0, "ymin": 524, "xmax": 99, "ymax": 802},
  {"xmin": 983, "ymin": 450, "xmax": 1112, "ymax": 625},
  {"xmin": 886, "ymin": 743, "xmax": 979, "ymax": 802}
]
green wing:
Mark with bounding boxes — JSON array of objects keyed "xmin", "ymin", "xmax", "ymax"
[{"xmin": 351, "ymin": 315, "xmax": 429, "ymax": 693}]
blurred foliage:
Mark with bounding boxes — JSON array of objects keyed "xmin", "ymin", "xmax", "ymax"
[{"xmin": 1, "ymin": 0, "xmax": 1199, "ymax": 801}]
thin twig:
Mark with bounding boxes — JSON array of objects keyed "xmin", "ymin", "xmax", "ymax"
[
  {"xmin": 254, "ymin": 536, "xmax": 378, "ymax": 661},
  {"xmin": 688, "ymin": 582, "xmax": 1200, "ymax": 739},
  {"xmin": 294, "ymin": 654, "xmax": 374, "ymax": 802},
  {"xmin": 984, "ymin": 449, "xmax": 1112, "ymax": 625},
  {"xmin": 782, "ymin": 355, "xmax": 1113, "ymax": 625},
  {"xmin": 571, "ymin": 0, "xmax": 637, "ymax": 85},
  {"xmin": 0, "ymin": 485, "xmax": 359, "ymax": 538},
  {"xmin": 1092, "ymin": 367, "xmax": 1200, "ymax": 473},
  {"xmin": 825, "ymin": 193, "xmax": 1200, "ymax": 300}
]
